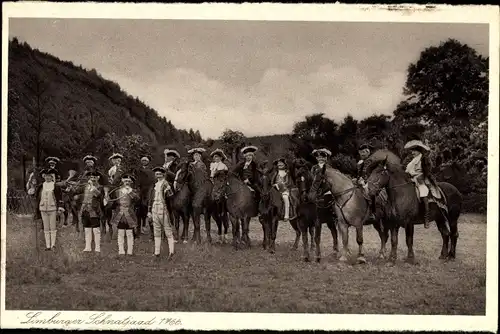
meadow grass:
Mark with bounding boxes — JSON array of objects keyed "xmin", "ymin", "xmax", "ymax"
[{"xmin": 5, "ymin": 212, "xmax": 486, "ymax": 314}]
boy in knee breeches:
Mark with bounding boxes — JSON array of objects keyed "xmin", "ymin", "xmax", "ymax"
[
  {"xmin": 148, "ymin": 166, "xmax": 175, "ymax": 258},
  {"xmin": 109, "ymin": 174, "xmax": 140, "ymax": 255},
  {"xmin": 74, "ymin": 171, "xmax": 104, "ymax": 253}
]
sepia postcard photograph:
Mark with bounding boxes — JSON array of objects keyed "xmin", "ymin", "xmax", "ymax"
[{"xmin": 1, "ymin": 2, "xmax": 498, "ymax": 332}]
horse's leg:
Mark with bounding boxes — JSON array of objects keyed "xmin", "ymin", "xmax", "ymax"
[
  {"xmin": 326, "ymin": 218, "xmax": 339, "ymax": 257},
  {"xmin": 338, "ymin": 219, "xmax": 350, "ymax": 262},
  {"xmin": 448, "ymin": 217, "xmax": 459, "ymax": 260},
  {"xmin": 314, "ymin": 220, "xmax": 322, "ymax": 263},
  {"xmin": 181, "ymin": 212, "xmax": 189, "ymax": 243},
  {"xmin": 230, "ymin": 214, "xmax": 240, "ymax": 250},
  {"xmin": 374, "ymin": 221, "xmax": 389, "ymax": 259},
  {"xmin": 204, "ymin": 206, "xmax": 212, "ymax": 244},
  {"xmin": 260, "ymin": 216, "xmax": 268, "ymax": 250},
  {"xmin": 192, "ymin": 205, "xmax": 203, "ymax": 244},
  {"xmin": 300, "ymin": 218, "xmax": 310, "ymax": 262},
  {"xmin": 355, "ymin": 225, "xmax": 366, "ymax": 264},
  {"xmin": 388, "ymin": 226, "xmax": 399, "ymax": 264},
  {"xmin": 290, "ymin": 219, "xmax": 300, "ymax": 250},
  {"xmin": 404, "ymin": 223, "xmax": 417, "ymax": 264},
  {"xmin": 243, "ymin": 216, "xmax": 251, "ymax": 248},
  {"xmin": 309, "ymin": 223, "xmax": 315, "ymax": 254},
  {"xmin": 222, "ymin": 202, "xmax": 229, "ymax": 243},
  {"xmin": 269, "ymin": 216, "xmax": 278, "ymax": 254},
  {"xmin": 437, "ymin": 217, "xmax": 450, "ymax": 260}
]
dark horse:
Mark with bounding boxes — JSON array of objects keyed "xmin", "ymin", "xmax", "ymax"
[
  {"xmin": 365, "ymin": 150, "xmax": 462, "ymax": 264},
  {"xmin": 212, "ymin": 170, "xmax": 260, "ymax": 249},
  {"xmin": 292, "ymin": 159, "xmax": 340, "ymax": 262},
  {"xmin": 168, "ymin": 160, "xmax": 193, "ymax": 243},
  {"xmin": 258, "ymin": 165, "xmax": 304, "ymax": 254}
]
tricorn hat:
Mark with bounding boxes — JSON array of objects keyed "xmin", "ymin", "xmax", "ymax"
[
  {"xmin": 210, "ymin": 148, "xmax": 227, "ymax": 160},
  {"xmin": 404, "ymin": 140, "xmax": 430, "ymax": 152},
  {"xmin": 140, "ymin": 155, "xmax": 152, "ymax": 162},
  {"xmin": 358, "ymin": 143, "xmax": 373, "ymax": 151},
  {"xmin": 164, "ymin": 149, "xmax": 181, "ymax": 158},
  {"xmin": 45, "ymin": 156, "xmax": 60, "ymax": 164},
  {"xmin": 109, "ymin": 153, "xmax": 124, "ymax": 160},
  {"xmin": 312, "ymin": 148, "xmax": 332, "ymax": 157},
  {"xmin": 86, "ymin": 170, "xmax": 102, "ymax": 178},
  {"xmin": 121, "ymin": 174, "xmax": 136, "ymax": 183},
  {"xmin": 152, "ymin": 166, "xmax": 167, "ymax": 174},
  {"xmin": 273, "ymin": 157, "xmax": 288, "ymax": 167},
  {"xmin": 241, "ymin": 145, "xmax": 258, "ymax": 155},
  {"xmin": 187, "ymin": 147, "xmax": 206, "ymax": 155},
  {"xmin": 40, "ymin": 168, "xmax": 58, "ymax": 176},
  {"xmin": 83, "ymin": 155, "xmax": 97, "ymax": 163}
]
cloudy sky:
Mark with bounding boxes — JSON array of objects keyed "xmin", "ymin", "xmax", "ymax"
[{"xmin": 9, "ymin": 19, "xmax": 488, "ymax": 139}]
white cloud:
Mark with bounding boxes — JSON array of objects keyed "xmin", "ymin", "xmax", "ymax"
[{"xmin": 102, "ymin": 64, "xmax": 406, "ymax": 139}]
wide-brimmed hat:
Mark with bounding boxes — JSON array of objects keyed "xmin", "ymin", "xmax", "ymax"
[
  {"xmin": 404, "ymin": 140, "xmax": 430, "ymax": 152},
  {"xmin": 312, "ymin": 148, "xmax": 332, "ymax": 157},
  {"xmin": 241, "ymin": 145, "xmax": 258, "ymax": 155},
  {"xmin": 187, "ymin": 147, "xmax": 206, "ymax": 155},
  {"xmin": 45, "ymin": 156, "xmax": 60, "ymax": 164},
  {"xmin": 83, "ymin": 155, "xmax": 97, "ymax": 163},
  {"xmin": 358, "ymin": 143, "xmax": 373, "ymax": 151},
  {"xmin": 121, "ymin": 174, "xmax": 136, "ymax": 183},
  {"xmin": 164, "ymin": 149, "xmax": 181, "ymax": 158},
  {"xmin": 210, "ymin": 148, "xmax": 227, "ymax": 160},
  {"xmin": 152, "ymin": 166, "xmax": 167, "ymax": 174},
  {"xmin": 109, "ymin": 153, "xmax": 124, "ymax": 160}
]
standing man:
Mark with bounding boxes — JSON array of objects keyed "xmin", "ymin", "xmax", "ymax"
[
  {"xmin": 147, "ymin": 166, "xmax": 175, "ymax": 259},
  {"xmin": 137, "ymin": 155, "xmax": 155, "ymax": 235}
]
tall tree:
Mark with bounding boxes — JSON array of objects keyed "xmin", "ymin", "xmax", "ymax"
[
  {"xmin": 400, "ymin": 38, "xmax": 488, "ymax": 126},
  {"xmin": 219, "ymin": 129, "xmax": 246, "ymax": 164}
]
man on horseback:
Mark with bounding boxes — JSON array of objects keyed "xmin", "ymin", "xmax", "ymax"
[
  {"xmin": 147, "ymin": 166, "xmax": 175, "ymax": 259},
  {"xmin": 209, "ymin": 149, "xmax": 229, "ymax": 181},
  {"xmin": 188, "ymin": 147, "xmax": 209, "ymax": 175},
  {"xmin": 232, "ymin": 145, "xmax": 261, "ymax": 201},
  {"xmin": 270, "ymin": 158, "xmax": 298, "ymax": 222},
  {"xmin": 404, "ymin": 140, "xmax": 434, "ymax": 229},
  {"xmin": 106, "ymin": 153, "xmax": 125, "ymax": 204},
  {"xmin": 354, "ymin": 143, "xmax": 380, "ymax": 223},
  {"xmin": 163, "ymin": 149, "xmax": 180, "ymax": 175}
]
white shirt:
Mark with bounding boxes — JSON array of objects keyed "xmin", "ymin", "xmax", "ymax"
[
  {"xmin": 406, "ymin": 153, "xmax": 423, "ymax": 177},
  {"xmin": 154, "ymin": 179, "xmax": 166, "ymax": 204},
  {"xmin": 210, "ymin": 161, "xmax": 228, "ymax": 177}
]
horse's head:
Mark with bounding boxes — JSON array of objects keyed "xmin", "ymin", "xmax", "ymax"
[
  {"xmin": 174, "ymin": 160, "xmax": 191, "ymax": 191},
  {"xmin": 308, "ymin": 164, "xmax": 328, "ymax": 202},
  {"xmin": 292, "ymin": 158, "xmax": 312, "ymax": 202},
  {"xmin": 365, "ymin": 156, "xmax": 390, "ymax": 197}
]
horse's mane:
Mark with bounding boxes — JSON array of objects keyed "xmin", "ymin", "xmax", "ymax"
[
  {"xmin": 363, "ymin": 149, "xmax": 403, "ymax": 175},
  {"xmin": 325, "ymin": 166, "xmax": 353, "ymax": 183}
]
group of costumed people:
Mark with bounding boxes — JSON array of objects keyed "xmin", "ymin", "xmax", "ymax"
[{"xmin": 27, "ymin": 138, "xmax": 435, "ymax": 258}]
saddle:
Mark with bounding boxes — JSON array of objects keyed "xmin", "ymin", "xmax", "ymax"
[{"xmin": 412, "ymin": 177, "xmax": 448, "ymax": 213}]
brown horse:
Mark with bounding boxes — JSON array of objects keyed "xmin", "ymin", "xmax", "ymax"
[
  {"xmin": 168, "ymin": 160, "xmax": 193, "ymax": 243},
  {"xmin": 365, "ymin": 150, "xmax": 462, "ymax": 264},
  {"xmin": 212, "ymin": 170, "xmax": 260, "ymax": 249}
]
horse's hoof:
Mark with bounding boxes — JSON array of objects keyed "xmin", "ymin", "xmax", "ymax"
[
  {"xmin": 439, "ymin": 254, "xmax": 447, "ymax": 260},
  {"xmin": 446, "ymin": 255, "xmax": 456, "ymax": 262},
  {"xmin": 405, "ymin": 257, "xmax": 418, "ymax": 265},
  {"xmin": 357, "ymin": 256, "xmax": 367, "ymax": 264},
  {"xmin": 378, "ymin": 253, "xmax": 386, "ymax": 260}
]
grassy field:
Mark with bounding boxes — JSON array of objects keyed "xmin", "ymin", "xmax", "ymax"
[{"xmin": 5, "ymin": 213, "xmax": 486, "ymax": 314}]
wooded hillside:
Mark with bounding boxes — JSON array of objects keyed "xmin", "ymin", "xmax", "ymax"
[{"xmin": 7, "ymin": 39, "xmax": 202, "ymax": 184}]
